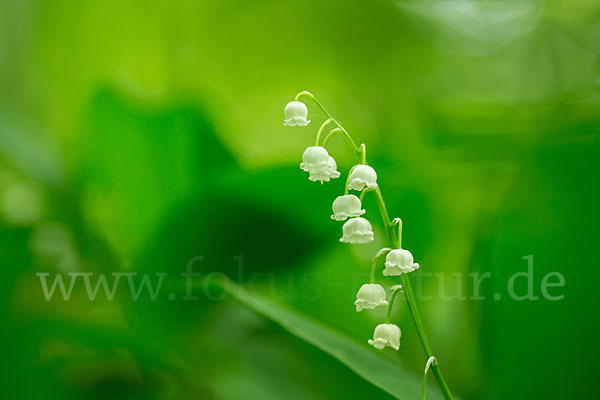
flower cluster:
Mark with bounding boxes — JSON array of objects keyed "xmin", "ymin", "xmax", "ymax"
[
  {"xmin": 300, "ymin": 146, "xmax": 340, "ymax": 183},
  {"xmin": 284, "ymin": 95, "xmax": 423, "ymax": 352}
]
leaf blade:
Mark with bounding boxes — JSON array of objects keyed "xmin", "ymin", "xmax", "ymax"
[{"xmin": 225, "ymin": 281, "xmax": 448, "ymax": 400}]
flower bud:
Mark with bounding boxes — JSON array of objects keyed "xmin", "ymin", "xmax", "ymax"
[
  {"xmin": 339, "ymin": 217, "xmax": 374, "ymax": 244},
  {"xmin": 354, "ymin": 284, "xmax": 388, "ymax": 312},
  {"xmin": 331, "ymin": 195, "xmax": 365, "ymax": 221},
  {"xmin": 283, "ymin": 101, "xmax": 310, "ymax": 126},
  {"xmin": 368, "ymin": 323, "xmax": 401, "ymax": 350},
  {"xmin": 347, "ymin": 165, "xmax": 378, "ymax": 191},
  {"xmin": 383, "ymin": 249, "xmax": 420, "ymax": 276}
]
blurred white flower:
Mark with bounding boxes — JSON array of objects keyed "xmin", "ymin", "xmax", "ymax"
[
  {"xmin": 340, "ymin": 217, "xmax": 374, "ymax": 244},
  {"xmin": 347, "ymin": 165, "xmax": 378, "ymax": 191},
  {"xmin": 331, "ymin": 194, "xmax": 365, "ymax": 221},
  {"xmin": 383, "ymin": 249, "xmax": 420, "ymax": 276},
  {"xmin": 368, "ymin": 323, "xmax": 401, "ymax": 351},
  {"xmin": 354, "ymin": 283, "xmax": 388, "ymax": 312},
  {"xmin": 283, "ymin": 101, "xmax": 310, "ymax": 126},
  {"xmin": 300, "ymin": 146, "xmax": 340, "ymax": 183}
]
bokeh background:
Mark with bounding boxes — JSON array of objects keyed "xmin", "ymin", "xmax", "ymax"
[{"xmin": 1, "ymin": 0, "xmax": 599, "ymax": 399}]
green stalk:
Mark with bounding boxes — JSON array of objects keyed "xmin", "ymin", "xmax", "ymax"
[
  {"xmin": 296, "ymin": 91, "xmax": 362, "ymax": 158},
  {"xmin": 385, "ymin": 286, "xmax": 403, "ymax": 324},
  {"xmin": 376, "ymin": 177, "xmax": 454, "ymax": 400},
  {"xmin": 298, "ymin": 92, "xmax": 454, "ymax": 400},
  {"xmin": 370, "ymin": 247, "xmax": 391, "ymax": 284}
]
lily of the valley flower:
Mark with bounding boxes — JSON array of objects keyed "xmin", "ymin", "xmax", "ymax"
[
  {"xmin": 354, "ymin": 283, "xmax": 388, "ymax": 312},
  {"xmin": 300, "ymin": 146, "xmax": 329, "ymax": 170},
  {"xmin": 383, "ymin": 249, "xmax": 420, "ymax": 276},
  {"xmin": 331, "ymin": 194, "xmax": 365, "ymax": 221},
  {"xmin": 283, "ymin": 101, "xmax": 310, "ymax": 126},
  {"xmin": 340, "ymin": 217, "xmax": 374, "ymax": 244},
  {"xmin": 368, "ymin": 323, "xmax": 401, "ymax": 351},
  {"xmin": 307, "ymin": 156, "xmax": 340, "ymax": 183},
  {"xmin": 348, "ymin": 164, "xmax": 378, "ymax": 191},
  {"xmin": 300, "ymin": 146, "xmax": 340, "ymax": 183}
]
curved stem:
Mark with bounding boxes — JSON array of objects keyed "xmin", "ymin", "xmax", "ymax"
[
  {"xmin": 323, "ymin": 128, "xmax": 341, "ymax": 146},
  {"xmin": 400, "ymin": 274, "xmax": 453, "ymax": 399},
  {"xmin": 363, "ymin": 149, "xmax": 454, "ymax": 400},
  {"xmin": 315, "ymin": 119, "xmax": 333, "ymax": 146},
  {"xmin": 377, "ymin": 191, "xmax": 454, "ymax": 400},
  {"xmin": 359, "ymin": 187, "xmax": 374, "ymax": 202},
  {"xmin": 385, "ymin": 286, "xmax": 403, "ymax": 324},
  {"xmin": 370, "ymin": 247, "xmax": 391, "ymax": 284},
  {"xmin": 360, "ymin": 143, "xmax": 367, "ymax": 164},
  {"xmin": 374, "ymin": 186, "xmax": 393, "ymax": 237},
  {"xmin": 295, "ymin": 92, "xmax": 454, "ymax": 399},
  {"xmin": 295, "ymin": 91, "xmax": 361, "ymax": 157},
  {"xmin": 393, "ymin": 218, "xmax": 403, "ymax": 249},
  {"xmin": 323, "ymin": 127, "xmax": 360, "ymax": 153},
  {"xmin": 344, "ymin": 165, "xmax": 358, "ymax": 195},
  {"xmin": 422, "ymin": 357, "xmax": 438, "ymax": 400}
]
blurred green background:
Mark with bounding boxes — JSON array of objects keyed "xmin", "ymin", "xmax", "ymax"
[{"xmin": 1, "ymin": 0, "xmax": 599, "ymax": 399}]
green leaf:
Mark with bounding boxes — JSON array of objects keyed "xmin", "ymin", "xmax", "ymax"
[{"xmin": 223, "ymin": 280, "xmax": 449, "ymax": 400}]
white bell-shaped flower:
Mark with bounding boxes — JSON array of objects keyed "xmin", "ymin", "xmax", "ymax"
[
  {"xmin": 347, "ymin": 165, "xmax": 378, "ymax": 191},
  {"xmin": 383, "ymin": 249, "xmax": 420, "ymax": 276},
  {"xmin": 300, "ymin": 146, "xmax": 340, "ymax": 183},
  {"xmin": 354, "ymin": 284, "xmax": 388, "ymax": 312},
  {"xmin": 308, "ymin": 156, "xmax": 341, "ymax": 183},
  {"xmin": 339, "ymin": 217, "xmax": 374, "ymax": 244},
  {"xmin": 300, "ymin": 146, "xmax": 328, "ymax": 167},
  {"xmin": 283, "ymin": 101, "xmax": 310, "ymax": 126},
  {"xmin": 331, "ymin": 194, "xmax": 365, "ymax": 221},
  {"xmin": 368, "ymin": 323, "xmax": 401, "ymax": 351},
  {"xmin": 300, "ymin": 146, "xmax": 329, "ymax": 171}
]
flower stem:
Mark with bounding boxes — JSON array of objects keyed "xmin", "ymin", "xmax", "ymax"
[
  {"xmin": 374, "ymin": 187, "xmax": 393, "ymax": 234},
  {"xmin": 295, "ymin": 91, "xmax": 362, "ymax": 158},
  {"xmin": 385, "ymin": 286, "xmax": 403, "ymax": 324},
  {"xmin": 393, "ymin": 218, "xmax": 403, "ymax": 248},
  {"xmin": 360, "ymin": 143, "xmax": 367, "ymax": 164},
  {"xmin": 315, "ymin": 119, "xmax": 333, "ymax": 146},
  {"xmin": 323, "ymin": 128, "xmax": 342, "ymax": 146},
  {"xmin": 344, "ymin": 165, "xmax": 358, "ymax": 196},
  {"xmin": 400, "ymin": 274, "xmax": 453, "ymax": 399},
  {"xmin": 297, "ymin": 93, "xmax": 454, "ymax": 399},
  {"xmin": 380, "ymin": 189, "xmax": 454, "ymax": 400},
  {"xmin": 370, "ymin": 247, "xmax": 391, "ymax": 284},
  {"xmin": 422, "ymin": 356, "xmax": 438, "ymax": 400}
]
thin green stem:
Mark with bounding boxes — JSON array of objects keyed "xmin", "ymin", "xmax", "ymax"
[
  {"xmin": 359, "ymin": 187, "xmax": 374, "ymax": 202},
  {"xmin": 380, "ymin": 193, "xmax": 454, "ymax": 400},
  {"xmin": 401, "ymin": 274, "xmax": 453, "ymax": 399},
  {"xmin": 385, "ymin": 286, "xmax": 403, "ymax": 324},
  {"xmin": 323, "ymin": 127, "xmax": 360, "ymax": 152},
  {"xmin": 323, "ymin": 128, "xmax": 341, "ymax": 146},
  {"xmin": 370, "ymin": 247, "xmax": 391, "ymax": 284},
  {"xmin": 374, "ymin": 186, "xmax": 393, "ymax": 237},
  {"xmin": 370, "ymin": 262, "xmax": 376, "ymax": 284},
  {"xmin": 315, "ymin": 119, "xmax": 333, "ymax": 146},
  {"xmin": 422, "ymin": 357, "xmax": 437, "ymax": 400},
  {"xmin": 344, "ymin": 165, "xmax": 358, "ymax": 195},
  {"xmin": 360, "ymin": 143, "xmax": 367, "ymax": 164},
  {"xmin": 296, "ymin": 92, "xmax": 454, "ymax": 399},
  {"xmin": 393, "ymin": 218, "xmax": 403, "ymax": 248},
  {"xmin": 295, "ymin": 91, "xmax": 361, "ymax": 157},
  {"xmin": 360, "ymin": 142, "xmax": 454, "ymax": 400}
]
